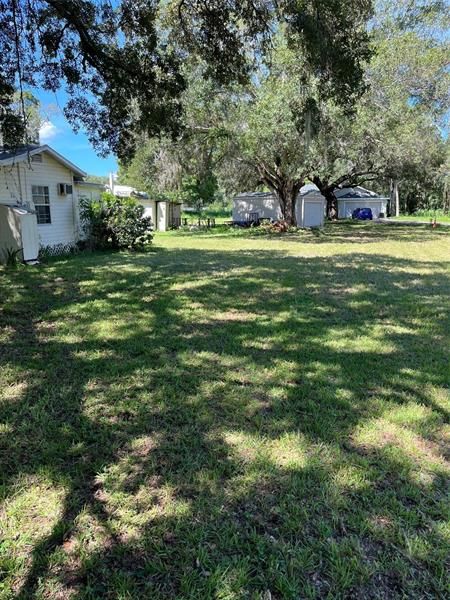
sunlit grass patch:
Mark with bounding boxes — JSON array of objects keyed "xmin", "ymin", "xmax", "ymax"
[
  {"xmin": 0, "ymin": 475, "xmax": 67, "ymax": 591},
  {"xmin": 0, "ymin": 380, "xmax": 28, "ymax": 404},
  {"xmin": 353, "ymin": 416, "xmax": 449, "ymax": 476},
  {"xmin": 267, "ymin": 433, "xmax": 308, "ymax": 469}
]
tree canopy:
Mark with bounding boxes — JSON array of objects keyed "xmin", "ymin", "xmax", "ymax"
[
  {"xmin": 1, "ymin": 0, "xmax": 373, "ymax": 160},
  {"xmin": 3, "ymin": 1, "xmax": 446, "ymax": 219},
  {"xmin": 121, "ymin": 0, "xmax": 449, "ymax": 222},
  {"xmin": 359, "ymin": 0, "xmax": 449, "ymax": 213}
]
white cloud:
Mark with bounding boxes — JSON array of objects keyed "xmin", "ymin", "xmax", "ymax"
[{"xmin": 39, "ymin": 121, "xmax": 59, "ymax": 143}]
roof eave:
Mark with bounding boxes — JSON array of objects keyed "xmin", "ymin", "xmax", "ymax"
[
  {"xmin": 337, "ymin": 196, "xmax": 389, "ymax": 200},
  {"xmin": 75, "ymin": 181, "xmax": 105, "ymax": 188},
  {"xmin": 40, "ymin": 145, "xmax": 87, "ymax": 177},
  {"xmin": 0, "ymin": 144, "xmax": 87, "ymax": 178}
]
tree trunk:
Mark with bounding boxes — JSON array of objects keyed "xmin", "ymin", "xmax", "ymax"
[
  {"xmin": 390, "ymin": 179, "xmax": 400, "ymax": 217},
  {"xmin": 276, "ymin": 181, "xmax": 299, "ymax": 225},
  {"xmin": 256, "ymin": 162, "xmax": 302, "ymax": 226},
  {"xmin": 323, "ymin": 188, "xmax": 338, "ymax": 220},
  {"xmin": 443, "ymin": 180, "xmax": 449, "ymax": 214},
  {"xmin": 311, "ymin": 176, "xmax": 337, "ymax": 220},
  {"xmin": 395, "ymin": 182, "xmax": 400, "ymax": 217}
]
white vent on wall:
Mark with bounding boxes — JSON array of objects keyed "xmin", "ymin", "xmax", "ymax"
[{"xmin": 31, "ymin": 154, "xmax": 42, "ymax": 163}]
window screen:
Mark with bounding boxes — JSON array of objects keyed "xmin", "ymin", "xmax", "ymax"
[{"xmin": 32, "ymin": 185, "xmax": 51, "ymax": 224}]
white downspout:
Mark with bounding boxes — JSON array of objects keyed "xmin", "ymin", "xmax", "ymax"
[
  {"xmin": 72, "ymin": 175, "xmax": 79, "ymax": 243},
  {"xmin": 109, "ymin": 172, "xmax": 115, "ymax": 195},
  {"xmin": 16, "ymin": 164, "xmax": 24, "ymax": 205}
]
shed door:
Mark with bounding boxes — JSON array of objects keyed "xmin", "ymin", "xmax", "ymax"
[
  {"xmin": 141, "ymin": 201, "xmax": 154, "ymax": 224},
  {"xmin": 157, "ymin": 202, "xmax": 167, "ymax": 231},
  {"xmin": 304, "ymin": 201, "xmax": 323, "ymax": 227},
  {"xmin": 20, "ymin": 212, "xmax": 40, "ymax": 261}
]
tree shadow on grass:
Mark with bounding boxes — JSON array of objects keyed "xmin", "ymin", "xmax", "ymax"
[{"xmin": 0, "ymin": 243, "xmax": 448, "ymax": 598}]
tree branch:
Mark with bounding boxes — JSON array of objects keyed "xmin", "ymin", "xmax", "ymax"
[{"xmin": 327, "ymin": 170, "xmax": 379, "ymax": 191}]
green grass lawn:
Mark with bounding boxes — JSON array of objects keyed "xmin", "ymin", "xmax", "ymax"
[
  {"xmin": 1, "ymin": 222, "xmax": 449, "ymax": 599},
  {"xmin": 390, "ymin": 215, "xmax": 450, "ymax": 224}
]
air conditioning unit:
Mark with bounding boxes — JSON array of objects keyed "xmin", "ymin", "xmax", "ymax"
[{"xmin": 57, "ymin": 183, "xmax": 73, "ymax": 195}]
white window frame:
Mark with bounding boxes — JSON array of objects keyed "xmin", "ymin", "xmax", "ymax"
[{"xmin": 32, "ymin": 185, "xmax": 51, "ymax": 224}]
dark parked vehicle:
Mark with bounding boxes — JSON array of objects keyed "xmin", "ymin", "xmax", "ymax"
[{"xmin": 352, "ymin": 207, "xmax": 373, "ymax": 220}]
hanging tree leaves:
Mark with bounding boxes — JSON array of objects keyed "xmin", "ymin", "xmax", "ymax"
[{"xmin": 0, "ymin": 1, "xmax": 373, "ymax": 160}]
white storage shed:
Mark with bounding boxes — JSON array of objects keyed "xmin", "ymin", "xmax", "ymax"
[
  {"xmin": 106, "ymin": 177, "xmax": 182, "ymax": 231},
  {"xmin": 233, "ymin": 184, "xmax": 326, "ymax": 228},
  {"xmin": 141, "ymin": 199, "xmax": 182, "ymax": 231}
]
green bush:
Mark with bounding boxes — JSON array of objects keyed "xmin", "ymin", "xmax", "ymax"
[{"xmin": 81, "ymin": 193, "xmax": 153, "ymax": 251}]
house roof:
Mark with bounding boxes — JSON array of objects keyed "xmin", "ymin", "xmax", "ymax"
[
  {"xmin": 0, "ymin": 144, "xmax": 87, "ymax": 178},
  {"xmin": 235, "ymin": 191, "xmax": 273, "ymax": 199},
  {"xmin": 76, "ymin": 181, "xmax": 105, "ymax": 188},
  {"xmin": 300, "ymin": 184, "xmax": 321, "ymax": 196},
  {"xmin": 335, "ymin": 186, "xmax": 388, "ymax": 200},
  {"xmin": 106, "ymin": 184, "xmax": 149, "ymax": 199},
  {"xmin": 235, "ymin": 185, "xmax": 389, "ymax": 202},
  {"xmin": 236, "ymin": 184, "xmax": 322, "ymax": 199}
]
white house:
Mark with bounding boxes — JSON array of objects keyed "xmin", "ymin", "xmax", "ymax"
[
  {"xmin": 335, "ymin": 186, "xmax": 388, "ymax": 219},
  {"xmin": 0, "ymin": 144, "xmax": 103, "ymax": 263},
  {"xmin": 233, "ymin": 184, "xmax": 326, "ymax": 227}
]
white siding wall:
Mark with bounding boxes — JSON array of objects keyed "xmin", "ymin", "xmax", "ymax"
[
  {"xmin": 75, "ymin": 183, "xmax": 104, "ymax": 240},
  {"xmin": 337, "ymin": 199, "xmax": 386, "ymax": 219},
  {"xmin": 233, "ymin": 193, "xmax": 325, "ymax": 227},
  {"xmin": 139, "ymin": 199, "xmax": 157, "ymax": 226},
  {"xmin": 0, "ymin": 163, "xmax": 27, "ymax": 205},
  {"xmin": 28, "ymin": 154, "xmax": 78, "ymax": 247},
  {"xmin": 233, "ymin": 195, "xmax": 282, "ymax": 221},
  {"xmin": 75, "ymin": 183, "xmax": 103, "ymax": 202},
  {"xmin": 0, "ymin": 153, "xmax": 80, "ymax": 247}
]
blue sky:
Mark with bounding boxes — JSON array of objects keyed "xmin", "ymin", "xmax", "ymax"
[{"xmin": 36, "ymin": 89, "xmax": 118, "ymax": 177}]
